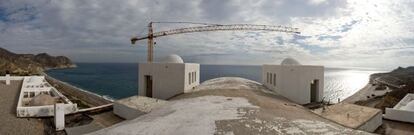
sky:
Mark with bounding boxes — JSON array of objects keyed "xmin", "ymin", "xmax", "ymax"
[{"xmin": 0, "ymin": 0, "xmax": 413, "ymax": 70}]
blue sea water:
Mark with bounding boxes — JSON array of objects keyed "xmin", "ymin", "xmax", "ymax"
[
  {"xmin": 47, "ymin": 63, "xmax": 138, "ymax": 99},
  {"xmin": 46, "ymin": 63, "xmax": 384, "ymax": 102}
]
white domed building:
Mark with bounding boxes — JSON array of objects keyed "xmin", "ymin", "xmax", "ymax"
[
  {"xmin": 262, "ymin": 58, "xmax": 324, "ymax": 104},
  {"xmin": 138, "ymin": 54, "xmax": 200, "ymax": 99},
  {"xmin": 160, "ymin": 54, "xmax": 184, "ymax": 63},
  {"xmin": 280, "ymin": 57, "xmax": 301, "ymax": 65}
]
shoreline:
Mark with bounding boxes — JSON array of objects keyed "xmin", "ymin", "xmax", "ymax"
[
  {"xmin": 340, "ymin": 74, "xmax": 414, "ymax": 134},
  {"xmin": 342, "ymin": 82, "xmax": 391, "ymax": 105},
  {"xmin": 41, "ymin": 72, "xmax": 113, "ymax": 107},
  {"xmin": 342, "ymin": 83, "xmax": 374, "ymax": 103}
]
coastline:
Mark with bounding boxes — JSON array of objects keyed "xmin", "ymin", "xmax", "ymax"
[
  {"xmin": 342, "ymin": 83, "xmax": 374, "ymax": 103},
  {"xmin": 41, "ymin": 72, "xmax": 113, "ymax": 107},
  {"xmin": 341, "ymin": 72, "xmax": 414, "ymax": 134},
  {"xmin": 343, "ymin": 82, "xmax": 391, "ymax": 106},
  {"xmin": 40, "ymin": 72, "xmax": 125, "ymax": 134}
]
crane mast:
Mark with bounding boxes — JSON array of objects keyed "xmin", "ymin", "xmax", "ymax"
[
  {"xmin": 147, "ymin": 22, "xmax": 154, "ymax": 62},
  {"xmin": 132, "ymin": 22, "xmax": 301, "ymax": 63}
]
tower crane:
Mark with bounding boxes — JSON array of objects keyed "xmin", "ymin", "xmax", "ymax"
[{"xmin": 131, "ymin": 22, "xmax": 301, "ymax": 63}]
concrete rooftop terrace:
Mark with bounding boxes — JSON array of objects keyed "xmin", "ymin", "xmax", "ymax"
[
  {"xmin": 90, "ymin": 77, "xmax": 372, "ymax": 135},
  {"xmin": 0, "ymin": 80, "xmax": 44, "ymax": 135},
  {"xmin": 0, "ymin": 77, "xmax": 124, "ymax": 135},
  {"xmin": 312, "ymin": 103, "xmax": 382, "ymax": 131}
]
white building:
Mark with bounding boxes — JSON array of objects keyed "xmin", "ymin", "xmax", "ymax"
[
  {"xmin": 138, "ymin": 54, "xmax": 200, "ymax": 100},
  {"xmin": 384, "ymin": 93, "xmax": 414, "ymax": 123},
  {"xmin": 262, "ymin": 58, "xmax": 324, "ymax": 104}
]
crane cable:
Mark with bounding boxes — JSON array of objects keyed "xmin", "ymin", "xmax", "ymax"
[{"xmin": 151, "ymin": 21, "xmax": 220, "ymax": 26}]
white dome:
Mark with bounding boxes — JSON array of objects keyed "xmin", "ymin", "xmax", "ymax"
[
  {"xmin": 161, "ymin": 54, "xmax": 184, "ymax": 63},
  {"xmin": 281, "ymin": 58, "xmax": 301, "ymax": 65}
]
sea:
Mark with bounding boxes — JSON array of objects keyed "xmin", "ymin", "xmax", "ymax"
[{"xmin": 46, "ymin": 63, "xmax": 385, "ymax": 103}]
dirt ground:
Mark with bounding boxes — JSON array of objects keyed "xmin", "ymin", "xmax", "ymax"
[
  {"xmin": 381, "ymin": 120, "xmax": 414, "ymax": 135},
  {"xmin": 0, "ymin": 80, "xmax": 45, "ymax": 135}
]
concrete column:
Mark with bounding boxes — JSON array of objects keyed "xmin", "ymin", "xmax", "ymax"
[
  {"xmin": 54, "ymin": 103, "xmax": 65, "ymax": 131},
  {"xmin": 6, "ymin": 74, "xmax": 10, "ymax": 85}
]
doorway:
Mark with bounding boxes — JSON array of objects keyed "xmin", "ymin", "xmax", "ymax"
[
  {"xmin": 310, "ymin": 79, "xmax": 319, "ymax": 102},
  {"xmin": 145, "ymin": 75, "xmax": 153, "ymax": 97}
]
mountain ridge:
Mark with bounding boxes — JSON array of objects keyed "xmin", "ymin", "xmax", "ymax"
[{"xmin": 0, "ymin": 47, "xmax": 76, "ymax": 75}]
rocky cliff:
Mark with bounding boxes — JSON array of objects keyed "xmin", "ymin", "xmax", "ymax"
[{"xmin": 0, "ymin": 47, "xmax": 76, "ymax": 75}]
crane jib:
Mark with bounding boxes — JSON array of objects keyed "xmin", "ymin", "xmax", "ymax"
[
  {"xmin": 130, "ymin": 22, "xmax": 301, "ymax": 62},
  {"xmin": 131, "ymin": 24, "xmax": 300, "ymax": 43}
]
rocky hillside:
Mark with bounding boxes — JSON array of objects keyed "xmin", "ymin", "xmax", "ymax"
[
  {"xmin": 0, "ymin": 47, "xmax": 76, "ymax": 75},
  {"xmin": 370, "ymin": 66, "xmax": 414, "ymax": 84},
  {"xmin": 369, "ymin": 66, "xmax": 414, "ymax": 111}
]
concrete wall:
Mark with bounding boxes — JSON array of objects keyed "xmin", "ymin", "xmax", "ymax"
[
  {"xmin": 384, "ymin": 108, "xmax": 414, "ymax": 123},
  {"xmin": 54, "ymin": 104, "xmax": 65, "ymax": 131},
  {"xmin": 357, "ymin": 112, "xmax": 382, "ymax": 132},
  {"xmin": 0, "ymin": 76, "xmax": 25, "ymax": 80},
  {"xmin": 17, "ymin": 104, "xmax": 77, "ymax": 117},
  {"xmin": 262, "ymin": 65, "xmax": 324, "ymax": 104},
  {"xmin": 184, "ymin": 64, "xmax": 200, "ymax": 93},
  {"xmin": 113, "ymin": 96, "xmax": 167, "ymax": 120},
  {"xmin": 113, "ymin": 101, "xmax": 146, "ymax": 120}
]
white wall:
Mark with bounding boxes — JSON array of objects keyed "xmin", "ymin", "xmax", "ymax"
[
  {"xmin": 184, "ymin": 64, "xmax": 200, "ymax": 93},
  {"xmin": 384, "ymin": 108, "xmax": 414, "ymax": 123},
  {"xmin": 113, "ymin": 96, "xmax": 167, "ymax": 120},
  {"xmin": 113, "ymin": 101, "xmax": 146, "ymax": 120},
  {"xmin": 54, "ymin": 104, "xmax": 65, "ymax": 131},
  {"xmin": 0, "ymin": 76, "xmax": 25, "ymax": 80},
  {"xmin": 262, "ymin": 65, "xmax": 324, "ymax": 104},
  {"xmin": 357, "ymin": 112, "xmax": 382, "ymax": 132},
  {"xmin": 139, "ymin": 63, "xmax": 200, "ymax": 100},
  {"xmin": 17, "ymin": 104, "xmax": 77, "ymax": 117}
]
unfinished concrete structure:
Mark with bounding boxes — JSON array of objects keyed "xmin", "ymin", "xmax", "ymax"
[
  {"xmin": 16, "ymin": 76, "xmax": 77, "ymax": 117},
  {"xmin": 262, "ymin": 58, "xmax": 324, "ymax": 104},
  {"xmin": 138, "ymin": 54, "xmax": 200, "ymax": 100},
  {"xmin": 384, "ymin": 93, "xmax": 414, "ymax": 123}
]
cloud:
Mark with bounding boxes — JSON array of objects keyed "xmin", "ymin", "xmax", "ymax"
[{"xmin": 0, "ymin": 0, "xmax": 413, "ymax": 69}]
